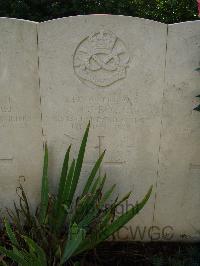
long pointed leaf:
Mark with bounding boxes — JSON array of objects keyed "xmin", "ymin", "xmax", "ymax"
[
  {"xmin": 61, "ymin": 224, "xmax": 86, "ymax": 264},
  {"xmin": 82, "ymin": 150, "xmax": 105, "ymax": 197},
  {"xmin": 98, "ymin": 184, "xmax": 116, "ymax": 208},
  {"xmin": 0, "ymin": 246, "xmax": 27, "ymax": 265},
  {"xmin": 4, "ymin": 219, "xmax": 19, "ymax": 248},
  {"xmin": 23, "ymin": 236, "xmax": 47, "ymax": 266},
  {"xmin": 54, "ymin": 145, "xmax": 71, "ymax": 218},
  {"xmin": 75, "ymin": 185, "xmax": 153, "ymax": 255},
  {"xmin": 63, "ymin": 159, "xmax": 76, "ymax": 207},
  {"xmin": 98, "ymin": 185, "xmax": 153, "ymax": 242},
  {"xmin": 54, "ymin": 159, "xmax": 76, "ymax": 231},
  {"xmin": 75, "ymin": 175, "xmax": 107, "ymax": 224},
  {"xmin": 39, "ymin": 143, "xmax": 49, "ymax": 224},
  {"xmin": 114, "ymin": 191, "xmax": 132, "ymax": 209},
  {"xmin": 67, "ymin": 121, "xmax": 90, "ymax": 206},
  {"xmin": 78, "ymin": 183, "xmax": 116, "ymax": 228}
]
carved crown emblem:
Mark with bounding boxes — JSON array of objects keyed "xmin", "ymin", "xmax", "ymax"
[
  {"xmin": 73, "ymin": 29, "xmax": 130, "ymax": 88},
  {"xmin": 88, "ymin": 30, "xmax": 117, "ymax": 51}
]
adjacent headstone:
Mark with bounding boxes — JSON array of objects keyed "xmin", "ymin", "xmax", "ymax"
[
  {"xmin": 153, "ymin": 21, "xmax": 200, "ymax": 241},
  {"xmin": 0, "ymin": 18, "xmax": 43, "ymax": 209}
]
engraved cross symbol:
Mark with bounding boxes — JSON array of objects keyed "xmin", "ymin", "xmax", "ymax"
[{"xmin": 85, "ymin": 136, "xmax": 126, "ymax": 177}]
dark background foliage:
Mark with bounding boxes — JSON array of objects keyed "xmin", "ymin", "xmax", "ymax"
[{"xmin": 0, "ymin": 0, "xmax": 199, "ymax": 23}]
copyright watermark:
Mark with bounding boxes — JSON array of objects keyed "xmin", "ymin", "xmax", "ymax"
[{"xmin": 110, "ymin": 225, "xmax": 174, "ymax": 241}]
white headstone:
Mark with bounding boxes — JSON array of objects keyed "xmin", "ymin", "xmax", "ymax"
[
  {"xmin": 38, "ymin": 16, "xmax": 167, "ymax": 240},
  {"xmin": 153, "ymin": 21, "xmax": 200, "ymax": 241},
  {"xmin": 0, "ymin": 18, "xmax": 43, "ymax": 209}
]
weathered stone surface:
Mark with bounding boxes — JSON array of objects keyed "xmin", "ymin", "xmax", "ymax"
[
  {"xmin": 0, "ymin": 18, "xmax": 43, "ymax": 209},
  {"xmin": 153, "ymin": 21, "xmax": 200, "ymax": 241},
  {"xmin": 38, "ymin": 16, "xmax": 167, "ymax": 240},
  {"xmin": 1, "ymin": 15, "xmax": 200, "ymax": 241}
]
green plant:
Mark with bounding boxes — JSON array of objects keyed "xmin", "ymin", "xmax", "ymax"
[
  {"xmin": 0, "ymin": 219, "xmax": 47, "ymax": 266},
  {"xmin": 0, "ymin": 122, "xmax": 152, "ymax": 265}
]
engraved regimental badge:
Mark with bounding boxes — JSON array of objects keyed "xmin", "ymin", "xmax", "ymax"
[{"xmin": 73, "ymin": 29, "xmax": 130, "ymax": 88}]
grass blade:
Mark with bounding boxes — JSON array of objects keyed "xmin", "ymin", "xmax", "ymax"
[
  {"xmin": 63, "ymin": 159, "xmax": 76, "ymax": 207},
  {"xmin": 114, "ymin": 191, "xmax": 132, "ymax": 209},
  {"xmin": 98, "ymin": 185, "xmax": 153, "ymax": 242},
  {"xmin": 81, "ymin": 150, "xmax": 105, "ymax": 197},
  {"xmin": 23, "ymin": 236, "xmax": 47, "ymax": 266},
  {"xmin": 61, "ymin": 224, "xmax": 86, "ymax": 264},
  {"xmin": 67, "ymin": 121, "xmax": 90, "ymax": 206},
  {"xmin": 39, "ymin": 143, "xmax": 49, "ymax": 225},
  {"xmin": 54, "ymin": 145, "xmax": 71, "ymax": 219},
  {"xmin": 75, "ymin": 185, "xmax": 153, "ymax": 255},
  {"xmin": 98, "ymin": 184, "xmax": 116, "ymax": 208},
  {"xmin": 75, "ymin": 174, "xmax": 107, "ymax": 224},
  {"xmin": 0, "ymin": 246, "xmax": 27, "ymax": 265},
  {"xmin": 54, "ymin": 159, "xmax": 76, "ymax": 231},
  {"xmin": 4, "ymin": 218, "xmax": 19, "ymax": 248}
]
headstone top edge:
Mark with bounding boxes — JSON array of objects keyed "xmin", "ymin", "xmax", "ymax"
[
  {"xmin": 168, "ymin": 19, "xmax": 200, "ymax": 27},
  {"xmin": 0, "ymin": 17, "xmax": 38, "ymax": 24},
  {"xmin": 38, "ymin": 15, "xmax": 167, "ymax": 26},
  {"xmin": 0, "ymin": 15, "xmax": 199, "ymax": 27}
]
